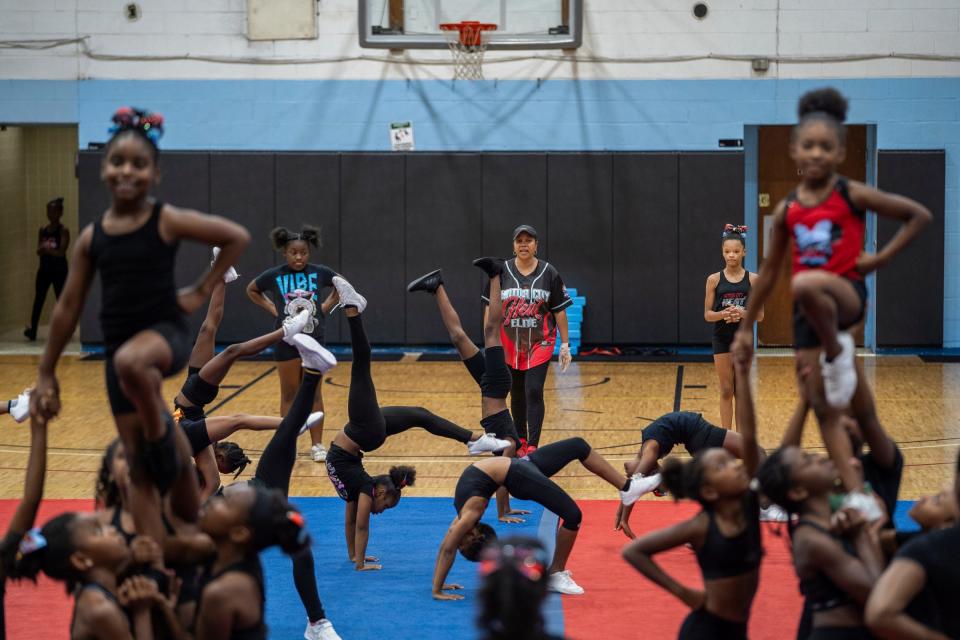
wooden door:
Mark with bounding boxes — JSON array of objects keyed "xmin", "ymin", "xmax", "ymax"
[{"xmin": 756, "ymin": 125, "xmax": 867, "ymax": 346}]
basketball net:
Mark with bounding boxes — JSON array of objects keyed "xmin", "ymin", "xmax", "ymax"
[{"xmin": 439, "ymin": 22, "xmax": 497, "ymax": 80}]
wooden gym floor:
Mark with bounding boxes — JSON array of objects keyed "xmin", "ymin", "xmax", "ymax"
[{"xmin": 0, "ymin": 355, "xmax": 956, "ymax": 502}]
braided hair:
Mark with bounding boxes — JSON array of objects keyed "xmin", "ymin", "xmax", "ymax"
[
  {"xmin": 794, "ymin": 87, "xmax": 848, "ymax": 144},
  {"xmin": 216, "ymin": 441, "xmax": 252, "ymax": 479},
  {"xmin": 94, "ymin": 438, "xmax": 123, "ymax": 509},
  {"xmin": 106, "ymin": 107, "xmax": 164, "ymax": 159},
  {"xmin": 270, "ymin": 225, "xmax": 321, "ymax": 250}
]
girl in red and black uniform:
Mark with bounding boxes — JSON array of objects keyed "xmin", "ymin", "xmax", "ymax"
[
  {"xmin": 704, "ymin": 225, "xmax": 762, "ymax": 430},
  {"xmin": 733, "ymin": 88, "xmax": 930, "ymax": 510},
  {"xmin": 482, "ymin": 225, "xmax": 572, "ymax": 454},
  {"xmin": 247, "ymin": 226, "xmax": 338, "ymax": 462},
  {"xmin": 25, "ymin": 197, "xmax": 70, "ymax": 341}
]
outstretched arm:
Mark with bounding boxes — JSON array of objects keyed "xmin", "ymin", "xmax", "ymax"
[
  {"xmin": 432, "ymin": 513, "xmax": 480, "ymax": 600},
  {"xmin": 782, "ymin": 397, "xmax": 810, "ymax": 448},
  {"xmin": 733, "ymin": 352, "xmax": 760, "ymax": 477},
  {"xmin": 33, "ymin": 225, "xmax": 96, "ymax": 422},
  {"xmin": 353, "ymin": 494, "xmax": 380, "ymax": 571}
]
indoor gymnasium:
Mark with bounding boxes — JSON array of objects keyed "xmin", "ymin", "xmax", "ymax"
[{"xmin": 1, "ymin": 1, "xmax": 959, "ymax": 638}]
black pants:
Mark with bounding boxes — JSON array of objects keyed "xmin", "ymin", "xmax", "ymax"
[
  {"xmin": 504, "ymin": 437, "xmax": 590, "ymax": 531},
  {"xmin": 342, "ymin": 315, "xmax": 388, "ymax": 452},
  {"xmin": 28, "ymin": 262, "xmax": 67, "ymax": 334},
  {"xmin": 509, "ymin": 360, "xmax": 550, "ymax": 446},
  {"xmin": 383, "ymin": 406, "xmax": 472, "ymax": 444},
  {"xmin": 678, "ymin": 609, "xmax": 747, "ymax": 640},
  {"xmin": 250, "ymin": 371, "xmax": 327, "ymax": 623}
]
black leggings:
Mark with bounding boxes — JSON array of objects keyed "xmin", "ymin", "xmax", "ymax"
[
  {"xmin": 509, "ymin": 360, "xmax": 550, "ymax": 446},
  {"xmin": 678, "ymin": 609, "xmax": 747, "ymax": 640},
  {"xmin": 28, "ymin": 262, "xmax": 66, "ymax": 334},
  {"xmin": 383, "ymin": 406, "xmax": 472, "ymax": 444},
  {"xmin": 504, "ymin": 437, "xmax": 590, "ymax": 531},
  {"xmin": 250, "ymin": 371, "xmax": 326, "ymax": 623},
  {"xmin": 342, "ymin": 315, "xmax": 387, "ymax": 452},
  {"xmin": 480, "ymin": 346, "xmax": 512, "ymax": 399}
]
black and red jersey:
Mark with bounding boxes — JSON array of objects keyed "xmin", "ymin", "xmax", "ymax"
[
  {"xmin": 785, "ymin": 176, "xmax": 865, "ymax": 282},
  {"xmin": 482, "ymin": 259, "xmax": 572, "ymax": 370}
]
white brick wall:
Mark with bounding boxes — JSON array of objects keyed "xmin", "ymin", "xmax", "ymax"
[{"xmin": 0, "ymin": 0, "xmax": 958, "ymax": 80}]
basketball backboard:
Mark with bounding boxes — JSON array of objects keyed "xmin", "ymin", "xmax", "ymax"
[{"xmin": 359, "ymin": 0, "xmax": 582, "ymax": 50}]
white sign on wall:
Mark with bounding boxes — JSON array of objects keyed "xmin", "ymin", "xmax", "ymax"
[
  {"xmin": 390, "ymin": 122, "xmax": 415, "ymax": 152},
  {"xmin": 248, "ymin": 0, "xmax": 317, "ymax": 41}
]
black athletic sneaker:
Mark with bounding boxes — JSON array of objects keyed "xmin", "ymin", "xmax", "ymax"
[
  {"xmin": 472, "ymin": 257, "xmax": 505, "ymax": 278},
  {"xmin": 407, "ymin": 269, "xmax": 443, "ymax": 294}
]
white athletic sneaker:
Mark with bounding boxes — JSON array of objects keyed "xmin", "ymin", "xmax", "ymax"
[
  {"xmin": 620, "ymin": 473, "xmax": 662, "ymax": 506},
  {"xmin": 283, "ymin": 309, "xmax": 312, "ymax": 343},
  {"xmin": 332, "ymin": 276, "xmax": 367, "ymax": 314},
  {"xmin": 467, "ymin": 433, "xmax": 512, "ymax": 455},
  {"xmin": 211, "ymin": 246, "xmax": 239, "ymax": 283},
  {"xmin": 841, "ymin": 490, "xmax": 885, "ymax": 522},
  {"xmin": 760, "ymin": 504, "xmax": 790, "ymax": 522},
  {"xmin": 304, "ymin": 618, "xmax": 342, "ymax": 640},
  {"xmin": 820, "ymin": 332, "xmax": 857, "ymax": 409},
  {"xmin": 8, "ymin": 390, "xmax": 30, "ymax": 423},
  {"xmin": 300, "ymin": 411, "xmax": 324, "ymax": 436},
  {"xmin": 311, "ymin": 443, "xmax": 328, "ymax": 463},
  {"xmin": 290, "ymin": 334, "xmax": 338, "ymax": 374},
  {"xmin": 547, "ymin": 570, "xmax": 584, "ymax": 595}
]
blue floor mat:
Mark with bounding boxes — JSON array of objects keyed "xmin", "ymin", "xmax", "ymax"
[{"xmin": 261, "ymin": 497, "xmax": 560, "ymax": 639}]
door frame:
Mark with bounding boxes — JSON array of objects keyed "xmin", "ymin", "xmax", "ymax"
[{"xmin": 743, "ymin": 123, "xmax": 878, "ymax": 351}]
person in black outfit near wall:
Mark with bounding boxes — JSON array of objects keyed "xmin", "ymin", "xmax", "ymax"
[
  {"xmin": 703, "ymin": 224, "xmax": 761, "ymax": 430},
  {"xmin": 24, "ymin": 197, "xmax": 70, "ymax": 341},
  {"xmin": 247, "ymin": 226, "xmax": 338, "ymax": 463}
]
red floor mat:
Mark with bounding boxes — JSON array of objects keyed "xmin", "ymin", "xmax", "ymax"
[
  {"xmin": 562, "ymin": 501, "xmax": 802, "ymax": 640},
  {"xmin": 1, "ymin": 499, "xmax": 94, "ymax": 640}
]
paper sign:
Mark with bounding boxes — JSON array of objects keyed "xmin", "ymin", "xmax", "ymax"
[{"xmin": 390, "ymin": 122, "xmax": 414, "ymax": 152}]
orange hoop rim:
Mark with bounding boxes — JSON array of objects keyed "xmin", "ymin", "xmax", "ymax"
[{"xmin": 439, "ymin": 21, "xmax": 497, "ymax": 47}]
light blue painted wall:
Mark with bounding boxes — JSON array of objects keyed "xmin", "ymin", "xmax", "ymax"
[{"xmin": 2, "ymin": 77, "xmax": 957, "ymax": 344}]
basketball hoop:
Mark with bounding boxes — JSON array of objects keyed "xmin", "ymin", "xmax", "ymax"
[{"xmin": 439, "ymin": 21, "xmax": 497, "ymax": 80}]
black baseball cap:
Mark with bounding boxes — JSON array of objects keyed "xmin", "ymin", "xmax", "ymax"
[{"xmin": 512, "ymin": 225, "xmax": 538, "ymax": 240}]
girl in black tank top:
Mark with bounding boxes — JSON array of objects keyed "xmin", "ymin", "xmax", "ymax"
[
  {"xmin": 33, "ymin": 108, "xmax": 250, "ymax": 547},
  {"xmin": 756, "ymin": 444, "xmax": 886, "ymax": 638},
  {"xmin": 25, "ymin": 197, "xmax": 70, "ymax": 341},
  {"xmin": 623, "ymin": 355, "xmax": 764, "ymax": 640},
  {"xmin": 703, "ymin": 225, "xmax": 762, "ymax": 430},
  {"xmin": 195, "ymin": 483, "xmax": 310, "ymax": 640}
]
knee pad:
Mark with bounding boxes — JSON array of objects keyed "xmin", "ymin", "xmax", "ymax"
[
  {"xmin": 480, "ymin": 409, "xmax": 519, "ymax": 446},
  {"xmin": 181, "ymin": 373, "xmax": 219, "ymax": 407}
]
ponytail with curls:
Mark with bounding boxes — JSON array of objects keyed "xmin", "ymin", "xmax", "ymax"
[
  {"xmin": 270, "ymin": 225, "xmax": 321, "ymax": 251},
  {"xmin": 374, "ymin": 465, "xmax": 417, "ymax": 502},
  {"xmin": 660, "ymin": 456, "xmax": 707, "ymax": 505},
  {"xmin": 216, "ymin": 441, "xmax": 251, "ymax": 479}
]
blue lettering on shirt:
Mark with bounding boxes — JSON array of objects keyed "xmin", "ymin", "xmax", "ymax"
[{"xmin": 275, "ymin": 270, "xmax": 320, "ymax": 298}]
